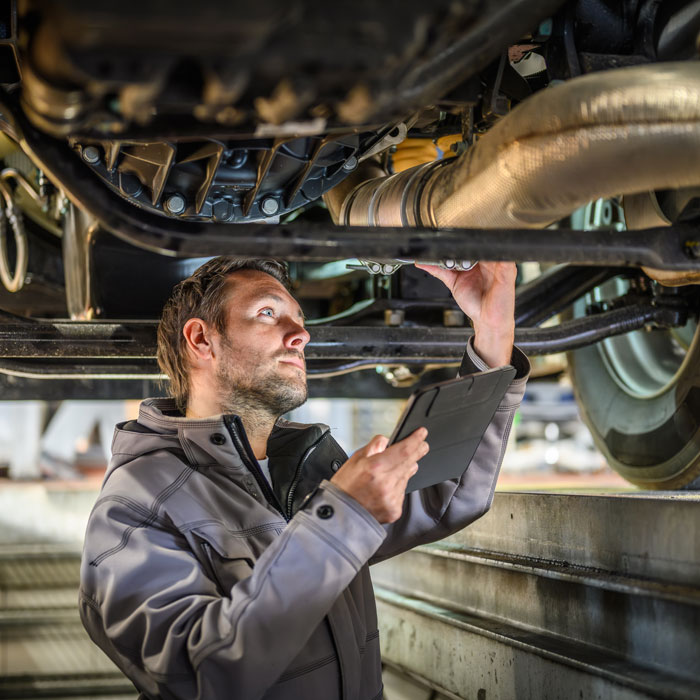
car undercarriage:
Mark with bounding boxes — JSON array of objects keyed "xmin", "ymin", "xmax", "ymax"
[{"xmin": 0, "ymin": 0, "xmax": 700, "ymax": 488}]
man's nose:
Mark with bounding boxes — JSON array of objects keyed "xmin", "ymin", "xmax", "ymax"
[{"xmin": 285, "ymin": 321, "xmax": 310, "ymax": 351}]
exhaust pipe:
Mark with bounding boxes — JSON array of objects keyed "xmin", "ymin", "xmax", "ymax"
[{"xmin": 329, "ymin": 62, "xmax": 700, "ymax": 283}]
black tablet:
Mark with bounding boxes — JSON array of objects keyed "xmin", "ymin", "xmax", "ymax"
[{"xmin": 389, "ymin": 365, "xmax": 517, "ymax": 492}]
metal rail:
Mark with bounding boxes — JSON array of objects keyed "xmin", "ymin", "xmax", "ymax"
[{"xmin": 0, "ymin": 302, "xmax": 687, "ymax": 377}]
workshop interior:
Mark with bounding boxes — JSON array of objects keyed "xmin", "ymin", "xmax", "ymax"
[{"xmin": 0, "ymin": 1, "xmax": 699, "ymax": 698}]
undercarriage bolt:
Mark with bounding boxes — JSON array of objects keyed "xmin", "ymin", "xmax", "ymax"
[
  {"xmin": 382, "ymin": 263, "xmax": 394, "ymax": 274},
  {"xmin": 460, "ymin": 260, "xmax": 475, "ymax": 271},
  {"xmin": 119, "ymin": 172, "xmax": 142, "ymax": 197},
  {"xmin": 261, "ymin": 197, "xmax": 280, "ymax": 216},
  {"xmin": 81, "ymin": 146, "xmax": 100, "ymax": 165},
  {"xmin": 384, "ymin": 309, "xmax": 405, "ymax": 327},
  {"xmin": 212, "ymin": 199, "xmax": 233, "ymax": 221},
  {"xmin": 379, "ymin": 365, "xmax": 420, "ymax": 388},
  {"xmin": 343, "ymin": 155, "xmax": 358, "ymax": 171},
  {"xmin": 369, "ymin": 262, "xmax": 382, "ymax": 273},
  {"xmin": 443, "ymin": 309, "xmax": 465, "ymax": 327},
  {"xmin": 164, "ymin": 193, "xmax": 187, "ymax": 215},
  {"xmin": 443, "ymin": 259, "xmax": 456, "ymax": 269}
]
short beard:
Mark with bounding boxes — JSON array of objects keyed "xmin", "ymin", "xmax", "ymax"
[{"xmin": 215, "ymin": 338, "xmax": 307, "ymax": 420}]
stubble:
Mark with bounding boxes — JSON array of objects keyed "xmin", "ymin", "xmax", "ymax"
[{"xmin": 215, "ymin": 334, "xmax": 308, "ymax": 419}]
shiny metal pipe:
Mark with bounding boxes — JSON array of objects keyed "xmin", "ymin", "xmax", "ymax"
[{"xmin": 339, "ymin": 62, "xmax": 700, "ymax": 232}]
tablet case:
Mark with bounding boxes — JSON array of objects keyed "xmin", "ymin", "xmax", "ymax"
[{"xmin": 389, "ymin": 365, "xmax": 517, "ymax": 492}]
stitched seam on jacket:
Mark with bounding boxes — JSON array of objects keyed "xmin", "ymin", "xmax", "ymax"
[
  {"xmin": 181, "ymin": 519, "xmax": 285, "ymax": 537},
  {"xmin": 79, "ymin": 591, "xmax": 100, "ymax": 613},
  {"xmin": 90, "ymin": 467, "xmax": 193, "ymax": 567},
  {"xmin": 297, "ymin": 511, "xmax": 362, "ymax": 569},
  {"xmin": 141, "ymin": 411, "xmax": 223, "ymax": 428},
  {"xmin": 179, "ymin": 429, "xmax": 199, "ymax": 467},
  {"xmin": 496, "ymin": 403, "xmax": 521, "ymax": 412},
  {"xmin": 365, "ymin": 629, "xmax": 380, "ymax": 642},
  {"xmin": 191, "ymin": 519, "xmax": 300, "ymax": 667},
  {"xmin": 277, "ymin": 653, "xmax": 336, "ymax": 682},
  {"xmin": 91, "ymin": 495, "xmax": 171, "ymax": 528}
]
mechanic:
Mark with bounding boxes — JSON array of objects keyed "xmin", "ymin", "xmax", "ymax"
[{"xmin": 79, "ymin": 256, "xmax": 529, "ymax": 699}]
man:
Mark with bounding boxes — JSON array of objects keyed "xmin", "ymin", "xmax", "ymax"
[{"xmin": 79, "ymin": 256, "xmax": 529, "ymax": 699}]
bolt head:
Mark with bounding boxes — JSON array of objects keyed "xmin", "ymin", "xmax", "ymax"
[
  {"xmin": 343, "ymin": 155, "xmax": 358, "ymax": 171},
  {"xmin": 261, "ymin": 197, "xmax": 279, "ymax": 216},
  {"xmin": 460, "ymin": 260, "xmax": 474, "ymax": 270},
  {"xmin": 165, "ymin": 193, "xmax": 186, "ymax": 215},
  {"xmin": 369, "ymin": 263, "xmax": 381, "ymax": 273},
  {"xmin": 443, "ymin": 259, "xmax": 456, "ymax": 269},
  {"xmin": 384, "ymin": 309, "xmax": 405, "ymax": 326},
  {"xmin": 119, "ymin": 172, "xmax": 142, "ymax": 197},
  {"xmin": 82, "ymin": 146, "xmax": 100, "ymax": 164},
  {"xmin": 229, "ymin": 149, "xmax": 247, "ymax": 168},
  {"xmin": 443, "ymin": 309, "xmax": 465, "ymax": 327},
  {"xmin": 212, "ymin": 199, "xmax": 233, "ymax": 221}
]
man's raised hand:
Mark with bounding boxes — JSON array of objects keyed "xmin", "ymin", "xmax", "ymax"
[
  {"xmin": 415, "ymin": 261, "xmax": 516, "ymax": 368},
  {"xmin": 330, "ymin": 428, "xmax": 429, "ymax": 524}
]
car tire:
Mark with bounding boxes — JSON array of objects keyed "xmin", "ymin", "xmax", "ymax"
[{"xmin": 567, "ymin": 295, "xmax": 700, "ymax": 490}]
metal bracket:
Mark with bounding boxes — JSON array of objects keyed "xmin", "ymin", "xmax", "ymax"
[{"xmin": 347, "ymin": 259, "xmax": 476, "ymax": 275}]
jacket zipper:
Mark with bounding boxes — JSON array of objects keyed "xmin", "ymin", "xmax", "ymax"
[
  {"xmin": 285, "ymin": 431, "xmax": 329, "ymax": 520},
  {"xmin": 224, "ymin": 415, "xmax": 287, "ymax": 520}
]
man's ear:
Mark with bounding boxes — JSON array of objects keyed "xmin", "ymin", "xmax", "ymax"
[{"xmin": 182, "ymin": 318, "xmax": 216, "ymax": 365}]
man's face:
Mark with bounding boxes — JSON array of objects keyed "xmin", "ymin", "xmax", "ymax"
[{"xmin": 213, "ymin": 269, "xmax": 310, "ymax": 418}]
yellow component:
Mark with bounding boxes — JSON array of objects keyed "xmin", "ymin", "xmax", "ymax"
[
  {"xmin": 391, "ymin": 138, "xmax": 438, "ymax": 173},
  {"xmin": 391, "ymin": 134, "xmax": 464, "ymax": 172},
  {"xmin": 436, "ymin": 134, "xmax": 463, "ymax": 158}
]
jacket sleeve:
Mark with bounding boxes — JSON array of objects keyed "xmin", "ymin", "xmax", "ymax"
[
  {"xmin": 370, "ymin": 338, "xmax": 529, "ymax": 564},
  {"xmin": 79, "ymin": 480, "xmax": 385, "ymax": 700}
]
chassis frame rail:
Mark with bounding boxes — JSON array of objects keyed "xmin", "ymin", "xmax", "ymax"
[{"xmin": 0, "ymin": 300, "xmax": 687, "ymax": 379}]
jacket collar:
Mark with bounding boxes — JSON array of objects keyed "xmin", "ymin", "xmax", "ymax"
[{"xmin": 134, "ymin": 397, "xmax": 330, "ymax": 471}]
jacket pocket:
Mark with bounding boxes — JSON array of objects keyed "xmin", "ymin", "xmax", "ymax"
[{"xmin": 194, "ymin": 531, "xmax": 256, "ymax": 594}]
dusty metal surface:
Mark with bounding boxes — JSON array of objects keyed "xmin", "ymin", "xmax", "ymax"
[{"xmin": 372, "ymin": 491, "xmax": 700, "ymax": 699}]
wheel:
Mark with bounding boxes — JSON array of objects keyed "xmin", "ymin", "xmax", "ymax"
[
  {"xmin": 567, "ymin": 274, "xmax": 700, "ymax": 490},
  {"xmin": 565, "ymin": 197, "xmax": 700, "ymax": 489}
]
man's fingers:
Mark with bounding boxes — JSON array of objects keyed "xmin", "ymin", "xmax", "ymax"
[
  {"xmin": 364, "ymin": 434, "xmax": 389, "ymax": 457},
  {"xmin": 414, "ymin": 263, "xmax": 456, "ymax": 289},
  {"xmin": 380, "ymin": 427, "xmax": 428, "ymax": 468},
  {"xmin": 406, "ymin": 426, "xmax": 428, "ymax": 448}
]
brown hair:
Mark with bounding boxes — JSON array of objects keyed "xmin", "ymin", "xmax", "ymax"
[{"xmin": 157, "ymin": 257, "xmax": 292, "ymax": 411}]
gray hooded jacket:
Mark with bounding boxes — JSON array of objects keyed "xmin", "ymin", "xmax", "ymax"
[{"xmin": 79, "ymin": 340, "xmax": 529, "ymax": 699}]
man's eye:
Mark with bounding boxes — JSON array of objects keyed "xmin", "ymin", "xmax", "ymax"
[{"xmin": 260, "ymin": 308, "xmax": 275, "ymax": 317}]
